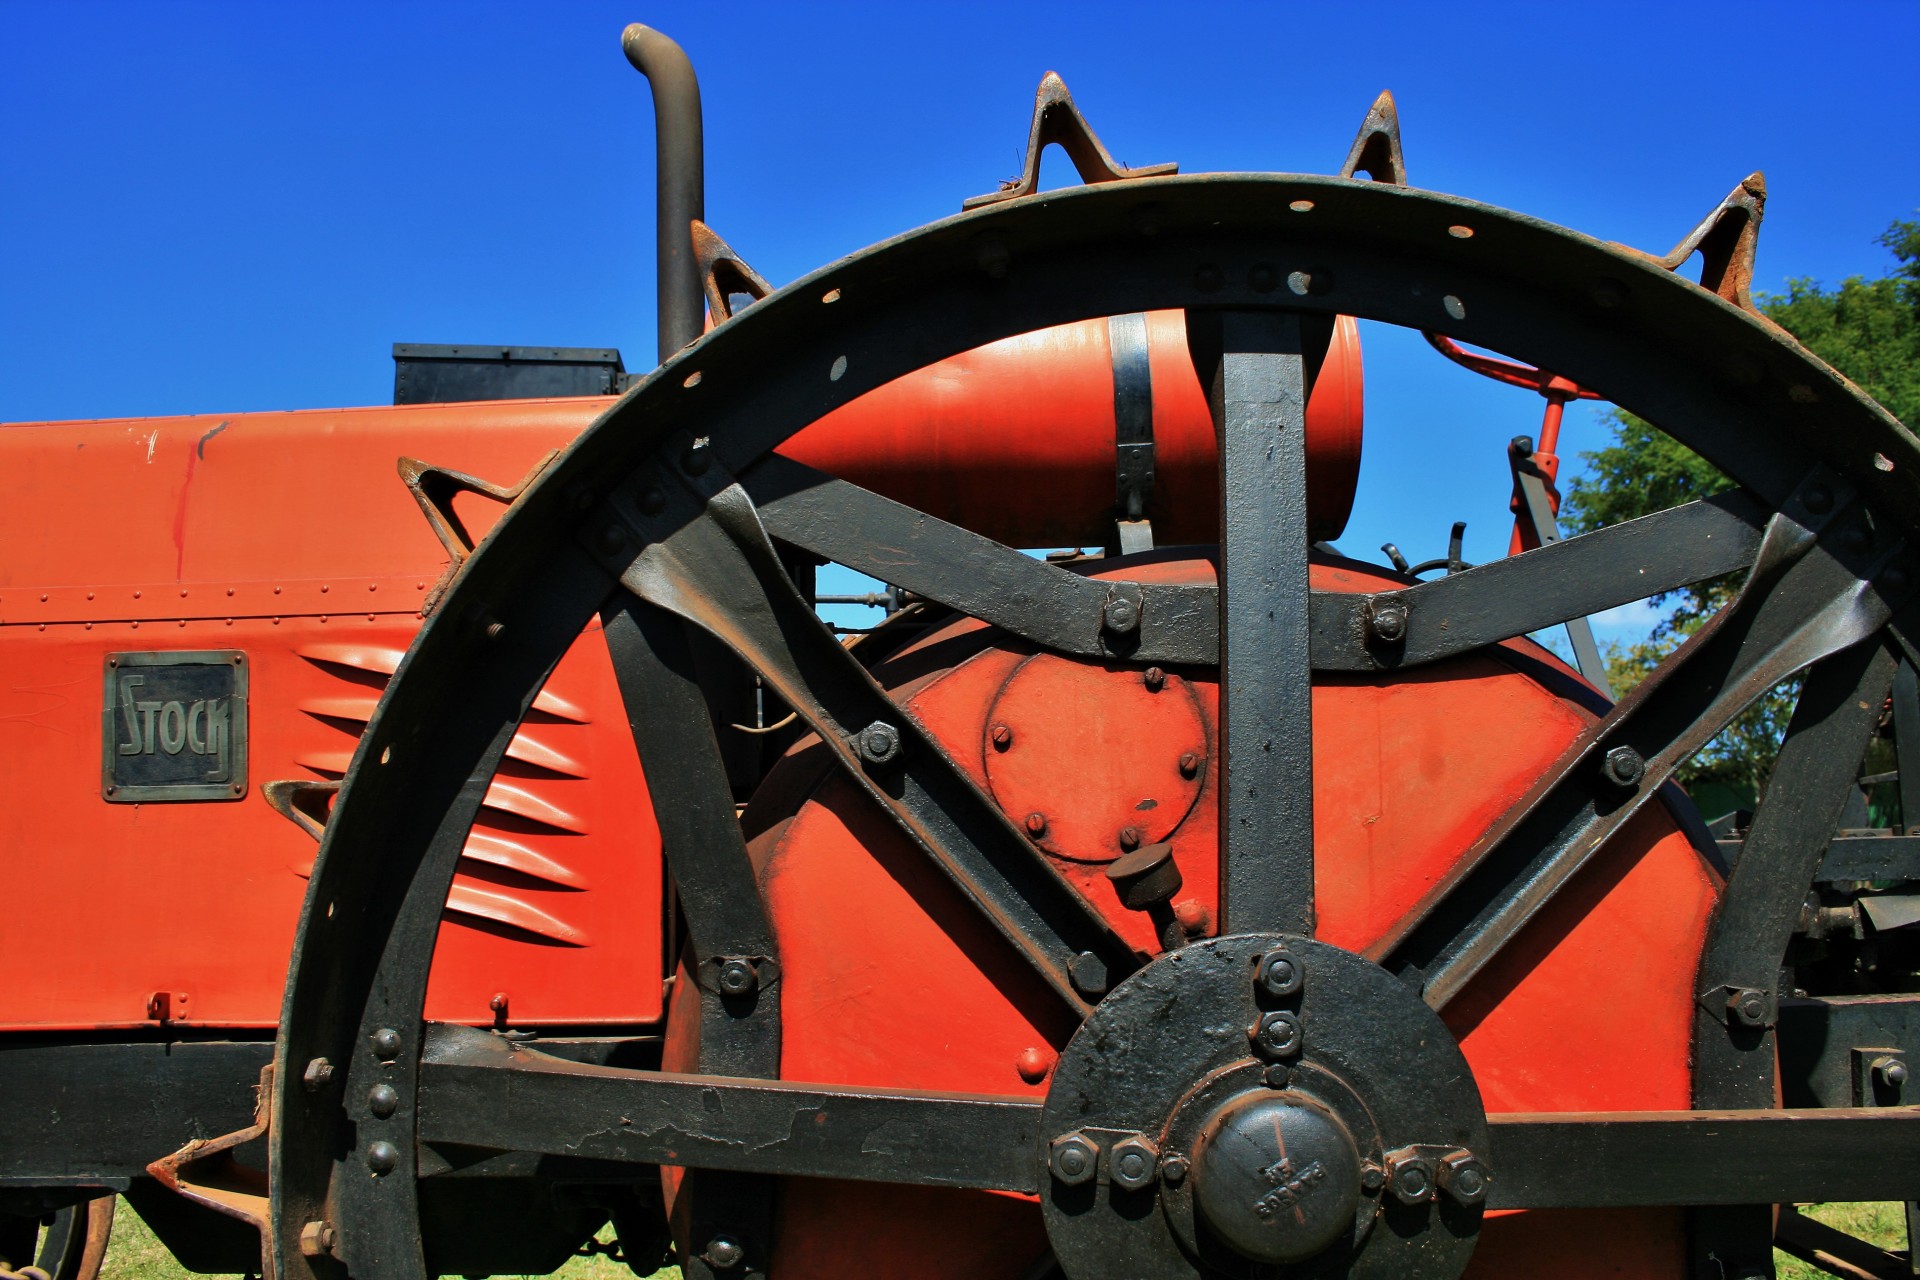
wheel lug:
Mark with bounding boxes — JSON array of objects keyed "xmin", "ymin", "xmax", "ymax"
[
  {"xmin": 1437, "ymin": 1150, "xmax": 1490, "ymax": 1204},
  {"xmin": 1049, "ymin": 1131, "xmax": 1100, "ymax": 1186},
  {"xmin": 1110, "ymin": 1135, "xmax": 1160, "ymax": 1191},
  {"xmin": 1257, "ymin": 946, "xmax": 1304, "ymax": 997},
  {"xmin": 1385, "ymin": 1148, "xmax": 1436, "ymax": 1204},
  {"xmin": 1249, "ymin": 1010, "xmax": 1302, "ymax": 1059}
]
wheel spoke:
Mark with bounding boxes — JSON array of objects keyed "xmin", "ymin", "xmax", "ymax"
[
  {"xmin": 598, "ymin": 440, "xmax": 1137, "ymax": 1021},
  {"xmin": 1194, "ymin": 310, "xmax": 1317, "ymax": 936},
  {"xmin": 416, "ymin": 1025, "xmax": 1043, "ymax": 1193},
  {"xmin": 1374, "ymin": 484, "xmax": 1916, "ymax": 1007}
]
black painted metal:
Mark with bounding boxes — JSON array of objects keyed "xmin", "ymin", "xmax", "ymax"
[
  {"xmin": 1778, "ymin": 995, "xmax": 1920, "ymax": 1107},
  {"xmin": 1507, "ymin": 436, "xmax": 1613, "ymax": 696},
  {"xmin": 1687, "ymin": 639, "xmax": 1899, "ymax": 1277},
  {"xmin": 1485, "ymin": 1108, "xmax": 1920, "ymax": 1209},
  {"xmin": 601, "ymin": 598, "xmax": 780, "ymax": 1280},
  {"xmin": 1196, "ymin": 311, "xmax": 1317, "ymax": 937},
  {"xmin": 0, "ymin": 1040, "xmax": 269, "ymax": 1186},
  {"xmin": 1379, "ymin": 495, "xmax": 1916, "ymax": 1008},
  {"xmin": 1038, "ymin": 935, "xmax": 1487, "ymax": 1279},
  {"xmin": 606, "ymin": 452, "xmax": 1134, "ymax": 1019},
  {"xmin": 1110, "ymin": 312, "xmax": 1156, "ymax": 553},
  {"xmin": 418, "ymin": 1025, "xmax": 1041, "ymax": 1192},
  {"xmin": 390, "ymin": 344, "xmax": 625, "ymax": 405},
  {"xmin": 1897, "ymin": 660, "xmax": 1920, "ymax": 832},
  {"xmin": 745, "ymin": 453, "xmax": 1216, "ymax": 665},
  {"xmin": 274, "ymin": 171, "xmax": 1920, "ymax": 1280}
]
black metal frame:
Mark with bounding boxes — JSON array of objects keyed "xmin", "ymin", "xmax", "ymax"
[{"xmin": 266, "ymin": 163, "xmax": 1920, "ymax": 1280}]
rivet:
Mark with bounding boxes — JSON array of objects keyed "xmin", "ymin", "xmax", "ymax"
[
  {"xmin": 596, "ymin": 524, "xmax": 627, "ymax": 556},
  {"xmin": 640, "ymin": 488, "xmax": 668, "ymax": 515},
  {"xmin": 1143, "ymin": 666, "xmax": 1165, "ymax": 691},
  {"xmin": 367, "ymin": 1083, "xmax": 400, "ymax": 1118},
  {"xmin": 1802, "ymin": 484, "xmax": 1834, "ymax": 515},
  {"xmin": 1015, "ymin": 1046, "xmax": 1054, "ymax": 1085},
  {"xmin": 370, "ymin": 1027, "xmax": 402, "ymax": 1061},
  {"xmin": 366, "ymin": 1140, "xmax": 399, "ymax": 1174}
]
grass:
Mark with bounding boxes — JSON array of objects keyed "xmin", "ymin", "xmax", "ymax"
[
  {"xmin": 98, "ymin": 1200, "xmax": 678, "ymax": 1280},
  {"xmin": 1775, "ymin": 1201, "xmax": 1908, "ymax": 1279},
  {"xmin": 93, "ymin": 1195, "xmax": 1905, "ymax": 1278}
]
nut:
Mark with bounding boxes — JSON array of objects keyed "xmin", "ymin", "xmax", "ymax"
[
  {"xmin": 717, "ymin": 957, "xmax": 759, "ymax": 996},
  {"xmin": 1257, "ymin": 946, "xmax": 1304, "ymax": 997},
  {"xmin": 1249, "ymin": 1010, "xmax": 1303, "ymax": 1059},
  {"xmin": 702, "ymin": 1236, "xmax": 746, "ymax": 1270},
  {"xmin": 1385, "ymin": 1149, "xmax": 1436, "ymax": 1205},
  {"xmin": 1601, "ymin": 745, "xmax": 1646, "ymax": 789},
  {"xmin": 301, "ymin": 1057, "xmax": 335, "ymax": 1093},
  {"xmin": 1049, "ymin": 1131, "xmax": 1100, "ymax": 1186},
  {"xmin": 1104, "ymin": 595, "xmax": 1141, "ymax": 634},
  {"xmin": 1726, "ymin": 987, "xmax": 1772, "ymax": 1028},
  {"xmin": 1109, "ymin": 1135, "xmax": 1160, "ymax": 1191},
  {"xmin": 1367, "ymin": 598, "xmax": 1409, "ymax": 644},
  {"xmin": 855, "ymin": 721, "xmax": 902, "ymax": 765},
  {"xmin": 1872, "ymin": 1055, "xmax": 1909, "ymax": 1089},
  {"xmin": 299, "ymin": 1221, "xmax": 337, "ymax": 1258},
  {"xmin": 1437, "ymin": 1150, "xmax": 1490, "ymax": 1204}
]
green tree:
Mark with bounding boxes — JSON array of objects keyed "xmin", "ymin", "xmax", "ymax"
[{"xmin": 1561, "ymin": 219, "xmax": 1920, "ymax": 807}]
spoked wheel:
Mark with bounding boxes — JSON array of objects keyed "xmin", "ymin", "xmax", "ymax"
[
  {"xmin": 270, "ymin": 156, "xmax": 1920, "ymax": 1279},
  {"xmin": 0, "ymin": 1198, "xmax": 113, "ymax": 1280}
]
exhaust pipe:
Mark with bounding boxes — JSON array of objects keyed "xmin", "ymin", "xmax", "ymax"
[{"xmin": 621, "ymin": 23, "xmax": 705, "ymax": 365}]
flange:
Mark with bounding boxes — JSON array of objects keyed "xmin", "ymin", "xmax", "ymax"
[{"xmin": 1039, "ymin": 935, "xmax": 1488, "ymax": 1278}]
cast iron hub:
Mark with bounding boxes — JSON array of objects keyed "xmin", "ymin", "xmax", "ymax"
[
  {"xmin": 1039, "ymin": 934, "xmax": 1489, "ymax": 1279},
  {"xmin": 1192, "ymin": 1092, "xmax": 1363, "ymax": 1263}
]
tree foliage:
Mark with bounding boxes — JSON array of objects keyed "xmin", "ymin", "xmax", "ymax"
[{"xmin": 1560, "ymin": 219, "xmax": 1920, "ymax": 805}]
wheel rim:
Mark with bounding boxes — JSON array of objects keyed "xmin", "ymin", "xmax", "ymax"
[{"xmin": 270, "ymin": 171, "xmax": 1920, "ymax": 1280}]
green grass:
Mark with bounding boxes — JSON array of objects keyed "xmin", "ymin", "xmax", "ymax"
[
  {"xmin": 98, "ymin": 1200, "xmax": 678, "ymax": 1280},
  {"xmin": 93, "ymin": 1195, "xmax": 1905, "ymax": 1279},
  {"xmin": 1775, "ymin": 1201, "xmax": 1908, "ymax": 1279}
]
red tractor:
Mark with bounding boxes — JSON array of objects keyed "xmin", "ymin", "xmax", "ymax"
[{"xmin": 3, "ymin": 22, "xmax": 1916, "ymax": 1280}]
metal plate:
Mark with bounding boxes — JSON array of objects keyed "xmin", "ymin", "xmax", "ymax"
[{"xmin": 101, "ymin": 651, "xmax": 248, "ymax": 802}]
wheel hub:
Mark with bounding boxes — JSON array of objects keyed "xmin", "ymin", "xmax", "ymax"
[{"xmin": 1040, "ymin": 935, "xmax": 1489, "ymax": 1279}]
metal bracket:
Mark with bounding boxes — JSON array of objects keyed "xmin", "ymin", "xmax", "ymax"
[
  {"xmin": 963, "ymin": 72, "xmax": 1176, "ymax": 209},
  {"xmin": 1108, "ymin": 312, "xmax": 1155, "ymax": 553},
  {"xmin": 1338, "ymin": 91, "xmax": 1407, "ymax": 186},
  {"xmin": 1635, "ymin": 172, "xmax": 1773, "ymax": 318},
  {"xmin": 399, "ymin": 452, "xmax": 558, "ymax": 616},
  {"xmin": 692, "ymin": 220, "xmax": 774, "ymax": 325}
]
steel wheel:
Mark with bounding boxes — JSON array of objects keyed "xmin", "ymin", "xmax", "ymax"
[{"xmin": 269, "ymin": 150, "xmax": 1920, "ymax": 1280}]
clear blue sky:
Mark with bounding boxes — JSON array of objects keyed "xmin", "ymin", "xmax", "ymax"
[{"xmin": 5, "ymin": 2, "xmax": 1917, "ymax": 643}]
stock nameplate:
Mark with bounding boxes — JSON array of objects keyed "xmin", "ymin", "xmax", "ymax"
[{"xmin": 102, "ymin": 651, "xmax": 249, "ymax": 802}]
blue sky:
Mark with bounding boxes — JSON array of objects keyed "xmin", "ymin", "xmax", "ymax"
[{"xmin": 5, "ymin": 2, "xmax": 1917, "ymax": 645}]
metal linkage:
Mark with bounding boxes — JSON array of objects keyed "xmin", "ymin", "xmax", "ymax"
[
  {"xmin": 1376, "ymin": 482, "xmax": 1917, "ymax": 1008},
  {"xmin": 601, "ymin": 443, "xmax": 1137, "ymax": 1019},
  {"xmin": 1195, "ymin": 311, "xmax": 1317, "ymax": 936}
]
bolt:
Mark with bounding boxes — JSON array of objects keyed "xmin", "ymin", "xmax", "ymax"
[
  {"xmin": 1250, "ymin": 1010, "xmax": 1303, "ymax": 1059},
  {"xmin": 1104, "ymin": 595, "xmax": 1140, "ymax": 634},
  {"xmin": 1109, "ymin": 1135, "xmax": 1160, "ymax": 1192},
  {"xmin": 1025, "ymin": 812, "xmax": 1049, "ymax": 837},
  {"xmin": 370, "ymin": 1027, "xmax": 402, "ymax": 1061},
  {"xmin": 855, "ymin": 721, "xmax": 902, "ymax": 765},
  {"xmin": 717, "ymin": 957, "xmax": 759, "ymax": 996},
  {"xmin": 1359, "ymin": 1161, "xmax": 1387, "ymax": 1193},
  {"xmin": 1386, "ymin": 1150, "xmax": 1436, "ymax": 1205},
  {"xmin": 366, "ymin": 1140, "xmax": 399, "ymax": 1175},
  {"xmin": 1601, "ymin": 744, "xmax": 1646, "ymax": 789},
  {"xmin": 299, "ymin": 1221, "xmax": 337, "ymax": 1258},
  {"xmin": 1872, "ymin": 1056, "xmax": 1909, "ymax": 1089},
  {"xmin": 702, "ymin": 1236, "xmax": 746, "ymax": 1270},
  {"xmin": 1118, "ymin": 825, "xmax": 1142, "ymax": 852},
  {"xmin": 1368, "ymin": 598, "xmax": 1409, "ymax": 644},
  {"xmin": 1143, "ymin": 666, "xmax": 1166, "ymax": 691},
  {"xmin": 1803, "ymin": 484, "xmax": 1835, "ymax": 515},
  {"xmin": 1263, "ymin": 1062, "xmax": 1292, "ymax": 1089},
  {"xmin": 1437, "ymin": 1150, "xmax": 1490, "ymax": 1205},
  {"xmin": 1049, "ymin": 1132, "xmax": 1100, "ymax": 1186},
  {"xmin": 1178, "ymin": 751, "xmax": 1201, "ymax": 779},
  {"xmin": 990, "ymin": 723, "xmax": 1013, "ymax": 750},
  {"xmin": 1068, "ymin": 951, "xmax": 1110, "ymax": 997},
  {"xmin": 367, "ymin": 1083, "xmax": 400, "ymax": 1118},
  {"xmin": 1727, "ymin": 987, "xmax": 1772, "ymax": 1028},
  {"xmin": 301, "ymin": 1057, "xmax": 335, "ymax": 1093},
  {"xmin": 1161, "ymin": 1152, "xmax": 1190, "ymax": 1185},
  {"xmin": 1257, "ymin": 946, "xmax": 1304, "ymax": 998}
]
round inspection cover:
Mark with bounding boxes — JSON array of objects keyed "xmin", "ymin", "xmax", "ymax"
[{"xmin": 982, "ymin": 655, "xmax": 1207, "ymax": 863}]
